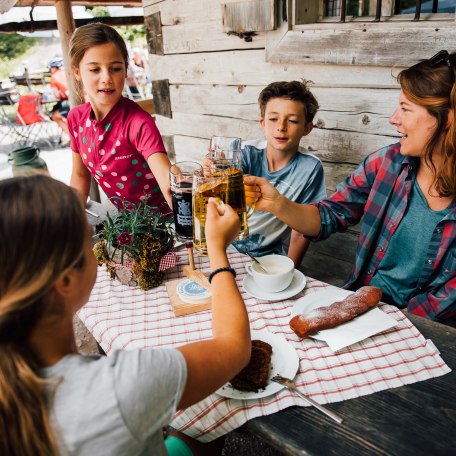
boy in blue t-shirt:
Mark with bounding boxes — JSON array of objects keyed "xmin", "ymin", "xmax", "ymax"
[{"xmin": 233, "ymin": 80, "xmax": 327, "ymax": 267}]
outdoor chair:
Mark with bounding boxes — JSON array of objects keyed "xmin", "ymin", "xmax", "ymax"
[
  {"xmin": 0, "ymin": 87, "xmax": 21, "ymax": 145},
  {"xmin": 0, "ymin": 87, "xmax": 56, "ymax": 149},
  {"xmin": 124, "ymin": 81, "xmax": 144, "ymax": 100},
  {"xmin": 125, "ymin": 64, "xmax": 146, "ymax": 100}
]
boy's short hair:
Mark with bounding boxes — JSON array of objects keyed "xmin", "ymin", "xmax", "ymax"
[{"xmin": 258, "ymin": 80, "xmax": 319, "ymax": 123}]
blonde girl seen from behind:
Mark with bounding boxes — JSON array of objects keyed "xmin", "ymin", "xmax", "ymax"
[
  {"xmin": 0, "ymin": 174, "xmax": 250, "ymax": 455},
  {"xmin": 0, "ymin": 175, "xmax": 91, "ymax": 455}
]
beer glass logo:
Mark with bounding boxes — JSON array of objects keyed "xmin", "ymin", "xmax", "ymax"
[{"xmin": 177, "ymin": 200, "xmax": 192, "ymax": 226}]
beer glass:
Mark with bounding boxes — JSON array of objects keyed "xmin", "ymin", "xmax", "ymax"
[
  {"xmin": 170, "ymin": 161, "xmax": 202, "ymax": 243},
  {"xmin": 193, "ymin": 136, "xmax": 254, "ymax": 255},
  {"xmin": 208, "ymin": 136, "xmax": 242, "ymax": 170}
]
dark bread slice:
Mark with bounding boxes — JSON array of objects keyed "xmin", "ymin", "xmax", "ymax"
[
  {"xmin": 230, "ymin": 339, "xmax": 272, "ymax": 392},
  {"xmin": 252, "ymin": 339, "xmax": 273, "ymax": 355}
]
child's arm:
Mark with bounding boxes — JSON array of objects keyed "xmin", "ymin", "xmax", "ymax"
[
  {"xmin": 288, "ymin": 230, "xmax": 310, "ymax": 268},
  {"xmin": 70, "ymin": 152, "xmax": 92, "ymax": 205},
  {"xmin": 147, "ymin": 153, "xmax": 172, "ymax": 209},
  {"xmin": 177, "ymin": 200, "xmax": 251, "ymax": 409}
]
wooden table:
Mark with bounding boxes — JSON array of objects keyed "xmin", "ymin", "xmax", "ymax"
[
  {"xmin": 245, "ymin": 313, "xmax": 456, "ymax": 456},
  {"xmin": 78, "ymin": 247, "xmax": 454, "ymax": 455}
]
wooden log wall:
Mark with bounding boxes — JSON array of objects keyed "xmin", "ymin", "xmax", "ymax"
[{"xmin": 142, "ymin": 0, "xmax": 454, "ymax": 285}]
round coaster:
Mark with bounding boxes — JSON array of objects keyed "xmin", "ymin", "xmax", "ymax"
[{"xmin": 176, "ymin": 279, "xmax": 212, "ymax": 304}]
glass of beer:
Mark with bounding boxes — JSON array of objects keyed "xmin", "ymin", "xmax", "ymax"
[
  {"xmin": 193, "ymin": 136, "xmax": 254, "ymax": 255},
  {"xmin": 169, "ymin": 161, "xmax": 202, "ymax": 243},
  {"xmin": 208, "ymin": 136, "xmax": 242, "ymax": 170}
]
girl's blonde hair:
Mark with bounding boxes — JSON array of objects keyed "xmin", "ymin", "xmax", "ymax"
[
  {"xmin": 0, "ymin": 175, "xmax": 87, "ymax": 455},
  {"xmin": 69, "ymin": 23, "xmax": 129, "ymax": 93},
  {"xmin": 398, "ymin": 52, "xmax": 456, "ymax": 197}
]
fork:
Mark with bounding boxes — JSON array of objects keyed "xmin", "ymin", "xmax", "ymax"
[{"xmin": 271, "ymin": 375, "xmax": 343, "ymax": 424}]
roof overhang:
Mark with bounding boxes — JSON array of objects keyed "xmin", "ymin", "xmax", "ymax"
[{"xmin": 14, "ymin": 1, "xmax": 142, "ymax": 6}]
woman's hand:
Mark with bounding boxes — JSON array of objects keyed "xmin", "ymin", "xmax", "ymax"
[
  {"xmin": 205, "ymin": 198, "xmax": 240, "ymax": 252},
  {"xmin": 244, "ymin": 175, "xmax": 281, "ymax": 214}
]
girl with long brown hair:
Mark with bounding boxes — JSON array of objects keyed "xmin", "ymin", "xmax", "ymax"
[
  {"xmin": 245, "ymin": 50, "xmax": 456, "ymax": 326},
  {"xmin": 68, "ymin": 23, "xmax": 172, "ymax": 212},
  {"xmin": 0, "ymin": 174, "xmax": 250, "ymax": 455}
]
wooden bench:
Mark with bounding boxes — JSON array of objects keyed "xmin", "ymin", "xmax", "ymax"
[
  {"xmin": 135, "ymin": 97, "xmax": 154, "ymax": 114},
  {"xmin": 300, "ymin": 227, "xmax": 358, "ymax": 287},
  {"xmin": 10, "ymin": 72, "xmax": 48, "ymax": 92}
]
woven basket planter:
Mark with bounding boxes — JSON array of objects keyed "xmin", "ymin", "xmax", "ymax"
[{"xmin": 93, "ymin": 240, "xmax": 177, "ymax": 290}]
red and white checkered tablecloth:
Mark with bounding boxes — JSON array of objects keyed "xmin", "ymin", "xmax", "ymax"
[{"xmin": 78, "ymin": 250, "xmax": 451, "ymax": 442}]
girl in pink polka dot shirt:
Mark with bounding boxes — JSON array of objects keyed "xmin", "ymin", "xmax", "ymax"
[{"xmin": 68, "ymin": 23, "xmax": 172, "ymax": 212}]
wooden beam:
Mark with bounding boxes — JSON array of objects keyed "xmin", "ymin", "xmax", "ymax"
[
  {"xmin": 0, "ymin": 15, "xmax": 144, "ymax": 33},
  {"xmin": 266, "ymin": 22, "xmax": 456, "ymax": 68},
  {"xmin": 152, "ymin": 79, "xmax": 172, "ymax": 118},
  {"xmin": 15, "ymin": 1, "xmax": 142, "ymax": 6},
  {"xmin": 144, "ymin": 11, "xmax": 163, "ymax": 55},
  {"xmin": 221, "ymin": 0, "xmax": 275, "ymax": 33}
]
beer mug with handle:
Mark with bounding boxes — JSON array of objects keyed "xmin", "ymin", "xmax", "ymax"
[{"xmin": 193, "ymin": 136, "xmax": 255, "ymax": 255}]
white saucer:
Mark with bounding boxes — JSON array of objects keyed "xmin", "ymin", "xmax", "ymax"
[{"xmin": 242, "ymin": 269, "xmax": 306, "ymax": 301}]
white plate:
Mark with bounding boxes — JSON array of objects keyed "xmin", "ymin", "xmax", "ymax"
[
  {"xmin": 291, "ymin": 289, "xmax": 398, "ymax": 351},
  {"xmin": 292, "ymin": 289, "xmax": 352, "ymax": 319},
  {"xmin": 215, "ymin": 330, "xmax": 299, "ymax": 400},
  {"xmin": 242, "ymin": 269, "xmax": 306, "ymax": 301}
]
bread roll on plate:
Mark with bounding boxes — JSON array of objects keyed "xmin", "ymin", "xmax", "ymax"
[{"xmin": 289, "ymin": 286, "xmax": 382, "ymax": 338}]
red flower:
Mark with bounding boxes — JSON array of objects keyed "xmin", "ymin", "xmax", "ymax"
[{"xmin": 117, "ymin": 232, "xmax": 132, "ymax": 246}]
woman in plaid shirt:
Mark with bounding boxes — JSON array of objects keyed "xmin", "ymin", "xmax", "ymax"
[{"xmin": 245, "ymin": 50, "xmax": 456, "ymax": 327}]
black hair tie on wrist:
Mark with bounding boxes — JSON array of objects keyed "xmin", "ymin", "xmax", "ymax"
[{"xmin": 208, "ymin": 267, "xmax": 237, "ymax": 284}]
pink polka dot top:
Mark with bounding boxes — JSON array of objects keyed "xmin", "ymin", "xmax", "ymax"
[{"xmin": 68, "ymin": 97, "xmax": 168, "ymax": 212}]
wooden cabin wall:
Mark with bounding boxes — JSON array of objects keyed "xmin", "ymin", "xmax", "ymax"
[{"xmin": 141, "ymin": 0, "xmax": 427, "ymax": 285}]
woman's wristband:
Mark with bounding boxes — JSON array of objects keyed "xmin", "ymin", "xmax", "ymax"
[{"xmin": 208, "ymin": 267, "xmax": 237, "ymax": 284}]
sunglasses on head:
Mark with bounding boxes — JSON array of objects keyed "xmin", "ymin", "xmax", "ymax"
[
  {"xmin": 428, "ymin": 50, "xmax": 451, "ymax": 68},
  {"xmin": 427, "ymin": 50, "xmax": 454, "ymax": 83}
]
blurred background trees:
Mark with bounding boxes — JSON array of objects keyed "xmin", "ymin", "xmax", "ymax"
[{"xmin": 0, "ymin": 6, "xmax": 146, "ymax": 80}]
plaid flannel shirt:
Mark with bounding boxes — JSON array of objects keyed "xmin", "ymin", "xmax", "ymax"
[{"xmin": 313, "ymin": 143, "xmax": 456, "ymax": 326}]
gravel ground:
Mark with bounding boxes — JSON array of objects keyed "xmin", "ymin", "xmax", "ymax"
[{"xmin": 73, "ymin": 315, "xmax": 100, "ymax": 355}]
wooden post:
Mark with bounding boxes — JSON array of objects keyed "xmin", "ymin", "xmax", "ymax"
[
  {"xmin": 187, "ymin": 246, "xmax": 195, "ymax": 270},
  {"xmin": 55, "ymin": 0, "xmax": 100, "ymax": 202},
  {"xmin": 55, "ymin": 0, "xmax": 84, "ymax": 107}
]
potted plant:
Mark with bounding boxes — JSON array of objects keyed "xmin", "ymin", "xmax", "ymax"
[{"xmin": 93, "ymin": 198, "xmax": 176, "ymax": 290}]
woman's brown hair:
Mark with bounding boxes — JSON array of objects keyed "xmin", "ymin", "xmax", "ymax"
[
  {"xmin": 69, "ymin": 23, "xmax": 129, "ymax": 94},
  {"xmin": 397, "ymin": 51, "xmax": 456, "ymax": 197},
  {"xmin": 0, "ymin": 174, "xmax": 87, "ymax": 455}
]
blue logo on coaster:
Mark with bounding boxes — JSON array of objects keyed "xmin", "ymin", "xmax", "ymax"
[{"xmin": 177, "ymin": 279, "xmax": 211, "ymax": 299}]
